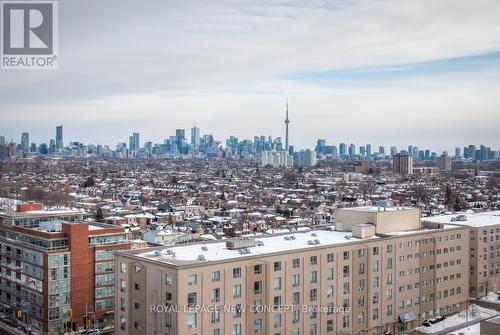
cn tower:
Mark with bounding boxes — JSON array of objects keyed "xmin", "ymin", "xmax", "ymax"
[{"xmin": 285, "ymin": 100, "xmax": 290, "ymax": 152}]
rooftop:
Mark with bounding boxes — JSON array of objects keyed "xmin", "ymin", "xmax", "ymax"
[
  {"xmin": 424, "ymin": 210, "xmax": 500, "ymax": 228},
  {"xmin": 133, "ymin": 229, "xmax": 376, "ymax": 265},
  {"xmin": 338, "ymin": 206, "xmax": 416, "ymax": 213}
]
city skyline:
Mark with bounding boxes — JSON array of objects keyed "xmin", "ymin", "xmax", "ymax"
[
  {"xmin": 1, "ymin": 124, "xmax": 498, "ymax": 157},
  {"xmin": 1, "ymin": 0, "xmax": 500, "ymax": 150}
]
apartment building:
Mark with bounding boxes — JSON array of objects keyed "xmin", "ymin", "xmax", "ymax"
[
  {"xmin": 0, "ymin": 203, "xmax": 131, "ymax": 334},
  {"xmin": 115, "ymin": 207, "xmax": 469, "ymax": 335},
  {"xmin": 424, "ymin": 210, "xmax": 500, "ymax": 299}
]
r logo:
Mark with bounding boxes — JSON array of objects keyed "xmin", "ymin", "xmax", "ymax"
[{"xmin": 2, "ymin": 2, "xmax": 53, "ymax": 54}]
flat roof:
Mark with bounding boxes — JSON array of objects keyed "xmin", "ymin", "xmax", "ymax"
[
  {"xmin": 337, "ymin": 206, "xmax": 416, "ymax": 213},
  {"xmin": 134, "ymin": 229, "xmax": 378, "ymax": 265},
  {"xmin": 423, "ymin": 210, "xmax": 500, "ymax": 228}
]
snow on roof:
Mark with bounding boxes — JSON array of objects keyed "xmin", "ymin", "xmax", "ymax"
[
  {"xmin": 339, "ymin": 206, "xmax": 415, "ymax": 213},
  {"xmin": 415, "ymin": 305, "xmax": 499, "ymax": 334},
  {"xmin": 424, "ymin": 210, "xmax": 500, "ymax": 228},
  {"xmin": 135, "ymin": 229, "xmax": 379, "ymax": 265}
]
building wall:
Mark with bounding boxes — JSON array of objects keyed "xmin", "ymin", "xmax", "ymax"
[{"xmin": 115, "ymin": 226, "xmax": 469, "ymax": 335}]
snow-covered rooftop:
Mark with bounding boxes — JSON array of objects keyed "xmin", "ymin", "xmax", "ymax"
[
  {"xmin": 424, "ymin": 210, "xmax": 500, "ymax": 228},
  {"xmin": 133, "ymin": 229, "xmax": 380, "ymax": 265}
]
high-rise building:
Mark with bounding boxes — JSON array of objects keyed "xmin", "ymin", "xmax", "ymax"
[
  {"xmin": 115, "ymin": 207, "xmax": 468, "ymax": 335},
  {"xmin": 176, "ymin": 129, "xmax": 185, "ymax": 140},
  {"xmin": 436, "ymin": 151, "xmax": 452, "ymax": 171},
  {"xmin": 21, "ymin": 132, "xmax": 29, "ymax": 153},
  {"xmin": 339, "ymin": 143, "xmax": 347, "ymax": 157},
  {"xmin": 454, "ymin": 147, "xmax": 460, "ymax": 158},
  {"xmin": 56, "ymin": 125, "xmax": 63, "ymax": 150},
  {"xmin": 298, "ymin": 149, "xmax": 317, "ymax": 167},
  {"xmin": 129, "ymin": 132, "xmax": 140, "ymax": 151},
  {"xmin": 284, "ymin": 101, "xmax": 290, "ymax": 152},
  {"xmin": 190, "ymin": 125, "xmax": 200, "ymax": 149},
  {"xmin": 315, "ymin": 139, "xmax": 326, "ymax": 155},
  {"xmin": 390, "ymin": 146, "xmax": 397, "ymax": 157},
  {"xmin": 0, "ymin": 136, "xmax": 5, "ymax": 145},
  {"xmin": 393, "ymin": 153, "xmax": 413, "ymax": 175},
  {"xmin": 425, "ymin": 210, "xmax": 500, "ymax": 299},
  {"xmin": 0, "ymin": 203, "xmax": 132, "ymax": 334},
  {"xmin": 366, "ymin": 144, "xmax": 371, "ymax": 156},
  {"xmin": 348, "ymin": 143, "xmax": 356, "ymax": 158},
  {"xmin": 379, "ymin": 146, "xmax": 385, "ymax": 156}
]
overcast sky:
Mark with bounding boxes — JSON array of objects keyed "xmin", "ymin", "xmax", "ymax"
[{"xmin": 1, "ymin": 0, "xmax": 500, "ymax": 152}]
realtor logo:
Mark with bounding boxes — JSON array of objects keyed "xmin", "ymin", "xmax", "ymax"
[{"xmin": 1, "ymin": 1, "xmax": 58, "ymax": 69}]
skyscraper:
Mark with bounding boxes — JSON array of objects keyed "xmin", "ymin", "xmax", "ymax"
[
  {"xmin": 284, "ymin": 101, "xmax": 290, "ymax": 152},
  {"xmin": 393, "ymin": 153, "xmax": 413, "ymax": 175},
  {"xmin": 190, "ymin": 125, "xmax": 200, "ymax": 149},
  {"xmin": 56, "ymin": 125, "xmax": 63, "ymax": 150},
  {"xmin": 129, "ymin": 132, "xmax": 140, "ymax": 151},
  {"xmin": 21, "ymin": 132, "xmax": 29, "ymax": 153}
]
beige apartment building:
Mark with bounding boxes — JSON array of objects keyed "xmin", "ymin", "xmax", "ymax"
[
  {"xmin": 424, "ymin": 210, "xmax": 500, "ymax": 299},
  {"xmin": 115, "ymin": 207, "xmax": 469, "ymax": 335}
]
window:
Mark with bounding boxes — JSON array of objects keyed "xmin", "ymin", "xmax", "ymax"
[
  {"xmin": 310, "ymin": 256, "xmax": 317, "ymax": 265},
  {"xmin": 233, "ymin": 323, "xmax": 241, "ymax": 335},
  {"xmin": 292, "ymin": 274, "xmax": 300, "ymax": 287},
  {"xmin": 274, "ymin": 261, "xmax": 281, "ymax": 271},
  {"xmin": 293, "ymin": 258, "xmax": 300, "ymax": 268},
  {"xmin": 327, "ymin": 253, "xmax": 334, "ymax": 262},
  {"xmin": 327, "ymin": 320, "xmax": 334, "ymax": 332},
  {"xmin": 254, "ymin": 281, "xmax": 263, "ymax": 294},
  {"xmin": 273, "ymin": 295, "xmax": 282, "ymax": 306},
  {"xmin": 212, "ymin": 309, "xmax": 220, "ymax": 323},
  {"xmin": 211, "ymin": 288, "xmax": 220, "ymax": 303},
  {"xmin": 327, "ymin": 285, "xmax": 334, "ymax": 298},
  {"xmin": 233, "ymin": 304, "xmax": 242, "ymax": 318},
  {"xmin": 254, "ymin": 319, "xmax": 262, "ymax": 333},
  {"xmin": 343, "ymin": 265, "xmax": 349, "ymax": 277},
  {"xmin": 233, "ymin": 284, "xmax": 242, "ymax": 298},
  {"xmin": 254, "ymin": 264, "xmax": 262, "ymax": 274},
  {"xmin": 233, "ymin": 267, "xmax": 242, "ymax": 278},
  {"xmin": 165, "ymin": 292, "xmax": 172, "ymax": 305},
  {"xmin": 292, "ymin": 292, "xmax": 300, "ymax": 304},
  {"xmin": 343, "ymin": 316, "xmax": 349, "ymax": 328},
  {"xmin": 212, "ymin": 271, "xmax": 220, "ymax": 282},
  {"xmin": 274, "ymin": 277, "xmax": 282, "ymax": 291},
  {"xmin": 373, "ymin": 247, "xmax": 379, "ymax": 255},
  {"xmin": 273, "ymin": 314, "xmax": 281, "ymax": 328},
  {"xmin": 343, "ymin": 251, "xmax": 350, "ymax": 260},
  {"xmin": 187, "ymin": 274, "xmax": 197, "ymax": 286},
  {"xmin": 310, "ymin": 289, "xmax": 317, "ymax": 301},
  {"xmin": 343, "ymin": 282, "xmax": 349, "ymax": 294},
  {"xmin": 327, "ymin": 268, "xmax": 334, "ymax": 280},
  {"xmin": 187, "ymin": 313, "xmax": 197, "ymax": 328},
  {"xmin": 165, "ymin": 273, "xmax": 173, "ymax": 285},
  {"xmin": 310, "ymin": 271, "xmax": 317, "ymax": 283},
  {"xmin": 187, "ymin": 292, "xmax": 197, "ymax": 307}
]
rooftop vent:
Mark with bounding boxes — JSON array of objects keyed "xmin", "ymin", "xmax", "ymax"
[
  {"xmin": 311, "ymin": 232, "xmax": 317, "ymax": 237},
  {"xmin": 256, "ymin": 240, "xmax": 264, "ymax": 246},
  {"xmin": 201, "ymin": 245, "xmax": 208, "ymax": 251},
  {"xmin": 290, "ymin": 235, "xmax": 296, "ymax": 240},
  {"xmin": 314, "ymin": 239, "xmax": 320, "ymax": 244},
  {"xmin": 344, "ymin": 235, "xmax": 351, "ymax": 240},
  {"xmin": 284, "ymin": 236, "xmax": 291, "ymax": 241},
  {"xmin": 197, "ymin": 254, "xmax": 206, "ymax": 261},
  {"xmin": 226, "ymin": 238, "xmax": 255, "ymax": 250},
  {"xmin": 154, "ymin": 250, "xmax": 162, "ymax": 256},
  {"xmin": 238, "ymin": 248, "xmax": 251, "ymax": 254}
]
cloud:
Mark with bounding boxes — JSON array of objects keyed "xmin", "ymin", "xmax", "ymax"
[{"xmin": 1, "ymin": 0, "xmax": 500, "ymax": 150}]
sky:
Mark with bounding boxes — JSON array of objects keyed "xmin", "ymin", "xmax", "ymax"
[{"xmin": 1, "ymin": 0, "xmax": 500, "ymax": 152}]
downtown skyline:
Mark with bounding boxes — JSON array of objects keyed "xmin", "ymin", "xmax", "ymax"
[{"xmin": 1, "ymin": 123, "xmax": 498, "ymax": 160}]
